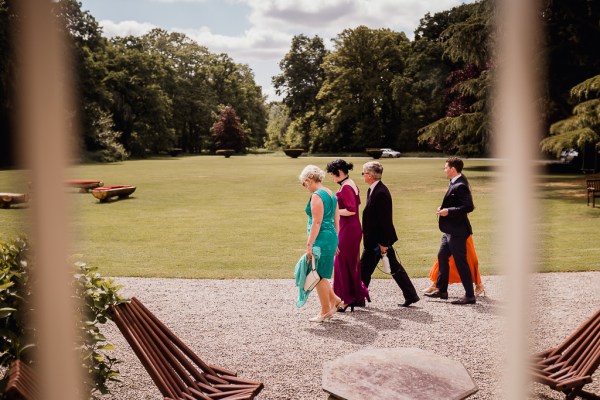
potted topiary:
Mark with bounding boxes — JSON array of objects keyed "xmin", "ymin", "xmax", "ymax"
[
  {"xmin": 283, "ymin": 148, "xmax": 304, "ymax": 158},
  {"xmin": 216, "ymin": 149, "xmax": 234, "ymax": 158},
  {"xmin": 365, "ymin": 148, "xmax": 383, "ymax": 159}
]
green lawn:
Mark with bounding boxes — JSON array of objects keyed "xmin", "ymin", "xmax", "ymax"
[{"xmin": 1, "ymin": 155, "xmax": 598, "ymax": 278}]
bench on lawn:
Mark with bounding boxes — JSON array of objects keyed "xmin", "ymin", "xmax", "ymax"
[
  {"xmin": 65, "ymin": 179, "xmax": 104, "ymax": 192},
  {"xmin": 530, "ymin": 309, "xmax": 600, "ymax": 399},
  {"xmin": 111, "ymin": 297, "xmax": 264, "ymax": 400},
  {"xmin": 0, "ymin": 193, "xmax": 28, "ymax": 209},
  {"xmin": 2, "ymin": 359, "xmax": 38, "ymax": 400},
  {"xmin": 91, "ymin": 185, "xmax": 136, "ymax": 202},
  {"xmin": 587, "ymin": 179, "xmax": 600, "ymax": 207}
]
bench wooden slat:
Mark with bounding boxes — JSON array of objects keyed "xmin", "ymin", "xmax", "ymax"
[
  {"xmin": 4, "ymin": 360, "xmax": 39, "ymax": 400},
  {"xmin": 531, "ymin": 309, "xmax": 600, "ymax": 397},
  {"xmin": 111, "ymin": 297, "xmax": 264, "ymax": 400},
  {"xmin": 587, "ymin": 179, "xmax": 600, "ymax": 207}
]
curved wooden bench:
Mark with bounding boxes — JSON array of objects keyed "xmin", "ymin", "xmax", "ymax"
[
  {"xmin": 91, "ymin": 185, "xmax": 136, "ymax": 202},
  {"xmin": 0, "ymin": 193, "xmax": 28, "ymax": 209},
  {"xmin": 65, "ymin": 179, "xmax": 104, "ymax": 192}
]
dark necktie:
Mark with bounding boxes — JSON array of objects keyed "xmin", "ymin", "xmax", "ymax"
[{"xmin": 367, "ymin": 188, "xmax": 371, "ymax": 201}]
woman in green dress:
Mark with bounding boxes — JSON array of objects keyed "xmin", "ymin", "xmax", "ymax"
[{"xmin": 299, "ymin": 165, "xmax": 341, "ymax": 322}]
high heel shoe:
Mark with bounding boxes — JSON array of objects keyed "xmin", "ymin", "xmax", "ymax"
[
  {"xmin": 324, "ymin": 306, "xmax": 337, "ymax": 319},
  {"xmin": 308, "ymin": 313, "xmax": 329, "ymax": 323},
  {"xmin": 338, "ymin": 304, "xmax": 355, "ymax": 313},
  {"xmin": 336, "ymin": 301, "xmax": 347, "ymax": 312},
  {"xmin": 475, "ymin": 283, "xmax": 486, "ymax": 297}
]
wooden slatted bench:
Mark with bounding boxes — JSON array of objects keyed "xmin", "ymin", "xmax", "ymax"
[
  {"xmin": 3, "ymin": 360, "xmax": 38, "ymax": 400},
  {"xmin": 530, "ymin": 309, "xmax": 600, "ymax": 399},
  {"xmin": 111, "ymin": 297, "xmax": 264, "ymax": 400},
  {"xmin": 587, "ymin": 179, "xmax": 600, "ymax": 208}
]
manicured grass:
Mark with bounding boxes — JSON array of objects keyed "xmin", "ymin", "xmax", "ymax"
[{"xmin": 1, "ymin": 155, "xmax": 598, "ymax": 278}]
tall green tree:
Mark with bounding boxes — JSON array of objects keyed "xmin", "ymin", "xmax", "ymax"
[
  {"xmin": 52, "ymin": 0, "xmax": 125, "ymax": 160},
  {"xmin": 314, "ymin": 26, "xmax": 411, "ymax": 152},
  {"xmin": 272, "ymin": 35, "xmax": 328, "ymax": 148},
  {"xmin": 105, "ymin": 36, "xmax": 174, "ymax": 156},
  {"xmin": 140, "ymin": 29, "xmax": 215, "ymax": 153},
  {"xmin": 264, "ymin": 102, "xmax": 291, "ymax": 149},
  {"xmin": 541, "ymin": 0, "xmax": 600, "ymax": 128},
  {"xmin": 208, "ymin": 54, "xmax": 267, "ymax": 149},
  {"xmin": 417, "ymin": 0, "xmax": 493, "ymax": 156},
  {"xmin": 541, "ymin": 74, "xmax": 600, "ymax": 170},
  {"xmin": 0, "ymin": 0, "xmax": 15, "ymax": 167}
]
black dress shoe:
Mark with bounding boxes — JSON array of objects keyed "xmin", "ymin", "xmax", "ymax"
[
  {"xmin": 424, "ymin": 290, "xmax": 448, "ymax": 300},
  {"xmin": 451, "ymin": 296, "xmax": 476, "ymax": 305},
  {"xmin": 400, "ymin": 296, "xmax": 420, "ymax": 307}
]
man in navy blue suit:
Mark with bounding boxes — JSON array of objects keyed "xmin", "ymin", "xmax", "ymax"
[{"xmin": 425, "ymin": 157, "xmax": 476, "ymax": 305}]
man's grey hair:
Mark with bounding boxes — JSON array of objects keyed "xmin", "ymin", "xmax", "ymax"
[{"xmin": 363, "ymin": 161, "xmax": 383, "ymax": 180}]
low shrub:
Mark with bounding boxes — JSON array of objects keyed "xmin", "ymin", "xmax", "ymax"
[{"xmin": 0, "ymin": 236, "xmax": 127, "ymax": 397}]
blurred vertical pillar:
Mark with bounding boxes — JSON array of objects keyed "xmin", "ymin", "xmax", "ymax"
[
  {"xmin": 14, "ymin": 0, "xmax": 83, "ymax": 399},
  {"xmin": 493, "ymin": 0, "xmax": 542, "ymax": 398}
]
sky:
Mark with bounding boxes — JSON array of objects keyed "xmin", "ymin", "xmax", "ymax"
[{"xmin": 78, "ymin": 0, "xmax": 474, "ymax": 101}]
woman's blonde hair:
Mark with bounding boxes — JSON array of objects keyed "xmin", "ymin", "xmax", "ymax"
[{"xmin": 299, "ymin": 164, "xmax": 325, "ymax": 184}]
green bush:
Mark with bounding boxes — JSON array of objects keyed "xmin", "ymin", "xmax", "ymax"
[{"xmin": 0, "ymin": 236, "xmax": 127, "ymax": 397}]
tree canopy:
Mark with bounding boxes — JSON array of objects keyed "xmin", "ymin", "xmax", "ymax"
[{"xmin": 1, "ymin": 0, "xmax": 598, "ymax": 165}]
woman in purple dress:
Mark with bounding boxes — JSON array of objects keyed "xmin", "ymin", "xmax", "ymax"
[{"xmin": 326, "ymin": 159, "xmax": 369, "ymax": 312}]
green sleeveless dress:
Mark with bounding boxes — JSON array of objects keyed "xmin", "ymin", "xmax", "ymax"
[{"xmin": 306, "ymin": 188, "xmax": 338, "ymax": 279}]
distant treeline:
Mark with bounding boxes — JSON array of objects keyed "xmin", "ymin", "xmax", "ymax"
[
  {"xmin": 268, "ymin": 0, "xmax": 600, "ymax": 158},
  {"xmin": 1, "ymin": 0, "xmax": 598, "ymax": 166}
]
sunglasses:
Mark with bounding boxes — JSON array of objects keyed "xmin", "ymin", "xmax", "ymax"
[{"xmin": 361, "ymin": 172, "xmax": 370, "ymax": 176}]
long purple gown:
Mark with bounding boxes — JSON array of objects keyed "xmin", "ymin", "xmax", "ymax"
[{"xmin": 333, "ymin": 184, "xmax": 369, "ymax": 306}]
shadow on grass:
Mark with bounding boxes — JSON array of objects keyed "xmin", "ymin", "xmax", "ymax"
[
  {"xmin": 93, "ymin": 196, "xmax": 136, "ymax": 204},
  {"xmin": 463, "ymin": 165, "xmax": 498, "ymax": 172}
]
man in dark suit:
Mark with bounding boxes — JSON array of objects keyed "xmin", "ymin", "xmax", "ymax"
[
  {"xmin": 425, "ymin": 157, "xmax": 476, "ymax": 305},
  {"xmin": 360, "ymin": 161, "xmax": 420, "ymax": 307}
]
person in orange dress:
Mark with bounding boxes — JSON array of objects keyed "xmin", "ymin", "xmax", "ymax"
[{"xmin": 423, "ymin": 235, "xmax": 486, "ymax": 296}]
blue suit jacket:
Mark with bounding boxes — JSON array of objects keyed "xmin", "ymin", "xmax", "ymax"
[{"xmin": 438, "ymin": 175, "xmax": 474, "ymax": 237}]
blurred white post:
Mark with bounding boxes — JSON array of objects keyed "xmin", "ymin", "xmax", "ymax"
[
  {"xmin": 494, "ymin": 0, "xmax": 542, "ymax": 398},
  {"xmin": 15, "ymin": 0, "xmax": 83, "ymax": 399}
]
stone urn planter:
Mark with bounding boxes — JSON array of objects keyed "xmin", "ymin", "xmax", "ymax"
[
  {"xmin": 365, "ymin": 148, "xmax": 383, "ymax": 159},
  {"xmin": 168, "ymin": 148, "xmax": 182, "ymax": 157},
  {"xmin": 283, "ymin": 148, "xmax": 304, "ymax": 158},
  {"xmin": 216, "ymin": 149, "xmax": 234, "ymax": 158}
]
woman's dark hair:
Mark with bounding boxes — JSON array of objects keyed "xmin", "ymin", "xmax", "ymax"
[{"xmin": 325, "ymin": 159, "xmax": 354, "ymax": 176}]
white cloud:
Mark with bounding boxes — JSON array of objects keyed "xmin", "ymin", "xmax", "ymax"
[
  {"xmin": 99, "ymin": 20, "xmax": 157, "ymax": 37},
  {"xmin": 96, "ymin": 0, "xmax": 474, "ymax": 100}
]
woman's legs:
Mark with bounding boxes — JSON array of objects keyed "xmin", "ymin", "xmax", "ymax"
[{"xmin": 315, "ymin": 278, "xmax": 338, "ymax": 314}]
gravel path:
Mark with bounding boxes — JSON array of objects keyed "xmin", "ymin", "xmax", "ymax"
[{"xmin": 99, "ymin": 272, "xmax": 600, "ymax": 399}]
